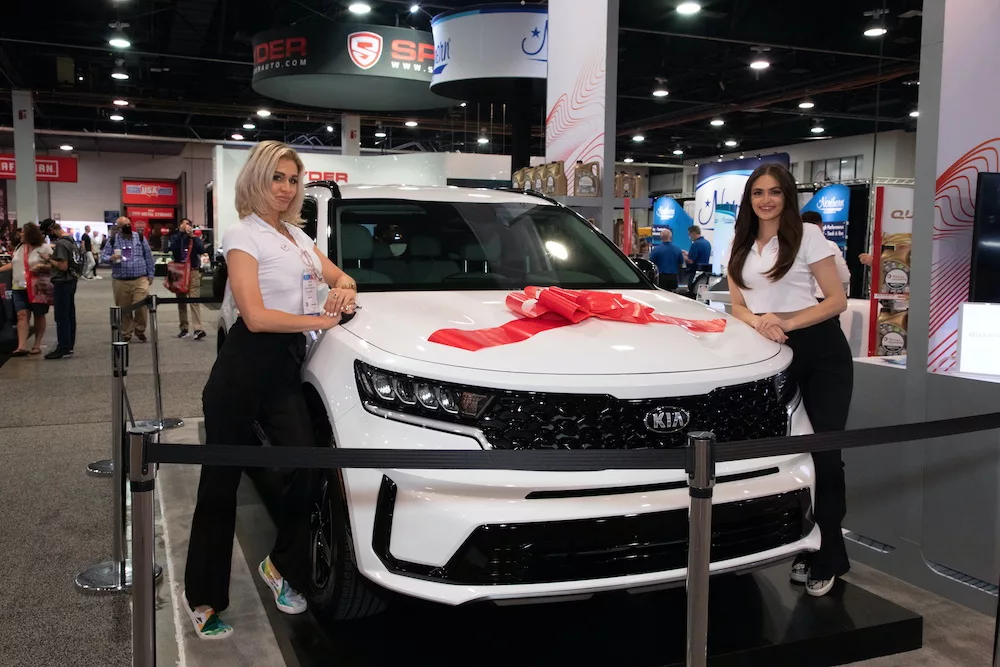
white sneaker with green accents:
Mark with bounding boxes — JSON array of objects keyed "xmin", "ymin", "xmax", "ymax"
[
  {"xmin": 258, "ymin": 556, "xmax": 309, "ymax": 615},
  {"xmin": 183, "ymin": 593, "xmax": 233, "ymax": 640}
]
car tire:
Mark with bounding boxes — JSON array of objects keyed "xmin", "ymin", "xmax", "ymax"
[{"xmin": 307, "ymin": 470, "xmax": 388, "ymax": 620}]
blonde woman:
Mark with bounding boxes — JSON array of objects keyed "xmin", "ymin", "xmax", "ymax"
[{"xmin": 183, "ymin": 141, "xmax": 357, "ymax": 639}]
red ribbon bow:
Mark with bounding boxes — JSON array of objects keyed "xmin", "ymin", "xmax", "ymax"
[{"xmin": 428, "ymin": 286, "xmax": 727, "ymax": 352}]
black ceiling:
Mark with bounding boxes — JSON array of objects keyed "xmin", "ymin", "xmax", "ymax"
[{"xmin": 0, "ymin": 0, "xmax": 923, "ymax": 163}]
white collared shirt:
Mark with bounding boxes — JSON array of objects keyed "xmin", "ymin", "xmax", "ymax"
[
  {"xmin": 724, "ymin": 223, "xmax": 834, "ymax": 314},
  {"xmin": 222, "ymin": 214, "xmax": 323, "ymax": 315}
]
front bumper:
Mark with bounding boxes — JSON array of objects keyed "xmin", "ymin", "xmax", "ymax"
[{"xmin": 335, "ymin": 404, "xmax": 819, "ymax": 607}]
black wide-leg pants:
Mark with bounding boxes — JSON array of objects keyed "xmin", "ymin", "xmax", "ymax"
[
  {"xmin": 785, "ymin": 317, "xmax": 854, "ymax": 581},
  {"xmin": 184, "ymin": 319, "xmax": 317, "ymax": 612}
]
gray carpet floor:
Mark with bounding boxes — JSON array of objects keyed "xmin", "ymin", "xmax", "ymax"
[{"xmin": 0, "ymin": 270, "xmax": 995, "ymax": 666}]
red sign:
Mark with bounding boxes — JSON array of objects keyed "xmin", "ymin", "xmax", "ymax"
[
  {"xmin": 391, "ymin": 39, "xmax": 434, "ymax": 64},
  {"xmin": 305, "ymin": 170, "xmax": 349, "ymax": 184},
  {"xmin": 0, "ymin": 155, "xmax": 78, "ymax": 183},
  {"xmin": 349, "ymin": 32, "xmax": 383, "ymax": 70},
  {"xmin": 254, "ymin": 37, "xmax": 307, "ymax": 65},
  {"xmin": 126, "ymin": 206, "xmax": 176, "ymax": 221},
  {"xmin": 122, "ymin": 180, "xmax": 179, "ymax": 206}
]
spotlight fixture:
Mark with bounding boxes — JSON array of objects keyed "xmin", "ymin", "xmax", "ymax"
[
  {"xmin": 632, "ymin": 134, "xmax": 645, "ymax": 142},
  {"xmin": 109, "ymin": 113, "xmax": 124, "ymax": 121},
  {"xmin": 405, "ymin": 121, "xmax": 419, "ymax": 127},
  {"xmin": 256, "ymin": 109, "xmax": 271, "ymax": 117},
  {"xmin": 460, "ymin": 102, "xmax": 467, "ymax": 108},
  {"xmin": 725, "ymin": 139, "xmax": 738, "ymax": 147},
  {"xmin": 863, "ymin": 9, "xmax": 889, "ymax": 37},
  {"xmin": 673, "ymin": 148, "xmax": 684, "ymax": 156},
  {"xmin": 410, "ymin": 3, "xmax": 420, "ymax": 11},
  {"xmin": 60, "ymin": 144, "xmax": 73, "ymax": 151},
  {"xmin": 710, "ymin": 118, "xmax": 724, "ymax": 127},
  {"xmin": 717, "ymin": 157, "xmax": 723, "ymax": 162},
  {"xmin": 749, "ymin": 46, "xmax": 771, "ymax": 70},
  {"xmin": 231, "ymin": 133, "xmax": 245, "ymax": 141},
  {"xmin": 652, "ymin": 88, "xmax": 669, "ymax": 98},
  {"xmin": 811, "ymin": 124, "xmax": 825, "ymax": 134},
  {"xmin": 677, "ymin": 2, "xmax": 701, "ymax": 15},
  {"xmin": 111, "ymin": 60, "xmax": 129, "ymax": 80},
  {"xmin": 798, "ymin": 100, "xmax": 815, "ymax": 109},
  {"xmin": 750, "ymin": 59, "xmax": 770, "ymax": 70},
  {"xmin": 113, "ymin": 99, "xmax": 129, "ymax": 106},
  {"xmin": 349, "ymin": 2, "xmax": 372, "ymax": 14},
  {"xmin": 243, "ymin": 121, "xmax": 256, "ymax": 130},
  {"xmin": 739, "ymin": 154, "xmax": 745, "ymax": 159},
  {"xmin": 623, "ymin": 157, "xmax": 635, "ymax": 164},
  {"xmin": 909, "ymin": 110, "xmax": 920, "ymax": 118},
  {"xmin": 477, "ymin": 137, "xmax": 489, "ymax": 144},
  {"xmin": 78, "ymin": 76, "xmax": 84, "ymax": 82},
  {"xmin": 326, "ymin": 125, "xmax": 334, "ymax": 132},
  {"xmin": 375, "ymin": 130, "xmax": 387, "ymax": 138},
  {"xmin": 864, "ymin": 25, "xmax": 888, "ymax": 37},
  {"xmin": 108, "ymin": 22, "xmax": 131, "ymax": 49}
]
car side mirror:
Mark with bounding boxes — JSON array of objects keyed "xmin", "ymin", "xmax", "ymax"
[{"xmin": 630, "ymin": 255, "xmax": 659, "ymax": 285}]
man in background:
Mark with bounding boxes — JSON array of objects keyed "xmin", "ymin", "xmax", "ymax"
[
  {"xmin": 170, "ymin": 218, "xmax": 207, "ymax": 340},
  {"xmin": 649, "ymin": 228, "xmax": 684, "ymax": 291},
  {"xmin": 102, "ymin": 216, "xmax": 155, "ymax": 343},
  {"xmin": 79, "ymin": 225, "xmax": 95, "ymax": 280},
  {"xmin": 802, "ymin": 211, "xmax": 851, "ymax": 299},
  {"xmin": 42, "ymin": 220, "xmax": 80, "ymax": 359},
  {"xmin": 683, "ymin": 225, "xmax": 713, "ymax": 292}
]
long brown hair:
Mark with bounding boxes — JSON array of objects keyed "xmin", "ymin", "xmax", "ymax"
[{"xmin": 726, "ymin": 163, "xmax": 803, "ymax": 290}]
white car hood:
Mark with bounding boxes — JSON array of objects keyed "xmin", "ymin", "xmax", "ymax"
[{"xmin": 343, "ymin": 290, "xmax": 780, "ymax": 375}]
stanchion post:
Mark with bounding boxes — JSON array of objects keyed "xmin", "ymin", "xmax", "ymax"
[
  {"xmin": 685, "ymin": 431, "xmax": 716, "ymax": 667},
  {"xmin": 87, "ymin": 306, "xmax": 124, "ymax": 477},
  {"xmin": 134, "ymin": 295, "xmax": 183, "ymax": 431},
  {"xmin": 128, "ymin": 425, "xmax": 159, "ymax": 667}
]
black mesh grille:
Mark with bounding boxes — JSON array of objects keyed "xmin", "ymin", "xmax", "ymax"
[{"xmin": 477, "ymin": 378, "xmax": 787, "ymax": 450}]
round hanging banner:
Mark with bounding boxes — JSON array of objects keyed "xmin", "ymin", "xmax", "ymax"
[
  {"xmin": 430, "ymin": 3, "xmax": 548, "ymax": 102},
  {"xmin": 251, "ymin": 24, "xmax": 452, "ymax": 110}
]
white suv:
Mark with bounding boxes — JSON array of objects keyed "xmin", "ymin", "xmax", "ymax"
[{"xmin": 218, "ymin": 183, "xmax": 818, "ymax": 619}]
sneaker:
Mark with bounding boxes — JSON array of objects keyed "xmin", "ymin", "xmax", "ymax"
[
  {"xmin": 178, "ymin": 329, "xmax": 190, "ymax": 339},
  {"xmin": 806, "ymin": 575, "xmax": 837, "ymax": 597},
  {"xmin": 258, "ymin": 556, "xmax": 308, "ymax": 615},
  {"xmin": 183, "ymin": 594, "xmax": 233, "ymax": 640},
  {"xmin": 44, "ymin": 348, "xmax": 71, "ymax": 360},
  {"xmin": 136, "ymin": 332, "xmax": 147, "ymax": 342},
  {"xmin": 790, "ymin": 556, "xmax": 809, "ymax": 584},
  {"xmin": 194, "ymin": 330, "xmax": 206, "ymax": 341}
]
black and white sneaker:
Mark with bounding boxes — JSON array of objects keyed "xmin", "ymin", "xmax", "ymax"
[
  {"xmin": 790, "ymin": 555, "xmax": 809, "ymax": 584},
  {"xmin": 806, "ymin": 575, "xmax": 837, "ymax": 597},
  {"xmin": 178, "ymin": 329, "xmax": 190, "ymax": 339},
  {"xmin": 44, "ymin": 348, "xmax": 72, "ymax": 360},
  {"xmin": 193, "ymin": 330, "xmax": 206, "ymax": 341}
]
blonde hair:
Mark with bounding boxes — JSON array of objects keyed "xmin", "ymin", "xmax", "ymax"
[{"xmin": 235, "ymin": 140, "xmax": 306, "ymax": 225}]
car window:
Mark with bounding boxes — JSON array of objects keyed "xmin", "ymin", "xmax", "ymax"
[
  {"xmin": 332, "ymin": 199, "xmax": 646, "ymax": 291},
  {"xmin": 301, "ymin": 197, "xmax": 318, "ymax": 242}
]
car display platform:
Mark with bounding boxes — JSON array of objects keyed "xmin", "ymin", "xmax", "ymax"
[{"xmin": 262, "ymin": 563, "xmax": 922, "ymax": 667}]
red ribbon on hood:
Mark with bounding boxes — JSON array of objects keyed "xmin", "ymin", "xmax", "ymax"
[{"xmin": 428, "ymin": 286, "xmax": 727, "ymax": 352}]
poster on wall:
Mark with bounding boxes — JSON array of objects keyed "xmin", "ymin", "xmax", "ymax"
[
  {"xmin": 800, "ymin": 184, "xmax": 851, "ymax": 252},
  {"xmin": 694, "ymin": 153, "xmax": 790, "ymax": 274},
  {"xmin": 868, "ymin": 185, "xmax": 914, "ymax": 358},
  {"xmin": 651, "ymin": 196, "xmax": 695, "ymax": 250}
]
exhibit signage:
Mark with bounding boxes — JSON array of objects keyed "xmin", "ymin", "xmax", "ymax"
[
  {"xmin": 957, "ymin": 303, "xmax": 1000, "ymax": 375},
  {"xmin": 651, "ymin": 196, "xmax": 695, "ymax": 250},
  {"xmin": 694, "ymin": 154, "xmax": 790, "ymax": 274},
  {"xmin": 801, "ymin": 184, "xmax": 851, "ymax": 250},
  {"xmin": 121, "ymin": 180, "xmax": 179, "ymax": 206},
  {"xmin": 430, "ymin": 4, "xmax": 548, "ymax": 97},
  {"xmin": 251, "ymin": 24, "xmax": 450, "ymax": 110},
  {"xmin": 0, "ymin": 154, "xmax": 78, "ymax": 183},
  {"xmin": 125, "ymin": 206, "xmax": 175, "ymax": 220}
]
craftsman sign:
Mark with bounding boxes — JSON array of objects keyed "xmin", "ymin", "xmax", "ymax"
[{"xmin": 0, "ymin": 154, "xmax": 79, "ymax": 183}]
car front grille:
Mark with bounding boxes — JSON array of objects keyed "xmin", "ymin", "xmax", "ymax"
[{"xmin": 476, "ymin": 377, "xmax": 788, "ymax": 450}]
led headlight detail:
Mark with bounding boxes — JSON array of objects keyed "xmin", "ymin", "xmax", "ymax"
[
  {"xmin": 355, "ymin": 361, "xmax": 494, "ymax": 422},
  {"xmin": 773, "ymin": 370, "xmax": 797, "ymax": 406}
]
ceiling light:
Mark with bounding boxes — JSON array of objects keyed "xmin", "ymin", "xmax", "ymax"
[
  {"xmin": 710, "ymin": 118, "xmax": 724, "ymax": 127},
  {"xmin": 460, "ymin": 102, "xmax": 467, "ymax": 108},
  {"xmin": 811, "ymin": 125, "xmax": 825, "ymax": 134},
  {"xmin": 113, "ymin": 99, "xmax": 129, "ymax": 106},
  {"xmin": 375, "ymin": 131, "xmax": 387, "ymax": 138},
  {"xmin": 677, "ymin": 2, "xmax": 701, "ymax": 15},
  {"xmin": 632, "ymin": 134, "xmax": 645, "ymax": 142},
  {"xmin": 798, "ymin": 100, "xmax": 815, "ymax": 109},
  {"xmin": 717, "ymin": 158, "xmax": 723, "ymax": 162},
  {"xmin": 231, "ymin": 133, "xmax": 244, "ymax": 141},
  {"xmin": 477, "ymin": 137, "xmax": 489, "ymax": 144},
  {"xmin": 652, "ymin": 88, "xmax": 669, "ymax": 98},
  {"xmin": 410, "ymin": 3, "xmax": 420, "ymax": 11},
  {"xmin": 623, "ymin": 157, "xmax": 634, "ymax": 164},
  {"xmin": 673, "ymin": 149, "xmax": 684, "ymax": 156},
  {"xmin": 326, "ymin": 125, "xmax": 334, "ymax": 132},
  {"xmin": 256, "ymin": 109, "xmax": 271, "ymax": 117},
  {"xmin": 243, "ymin": 122, "xmax": 256, "ymax": 130},
  {"xmin": 750, "ymin": 59, "xmax": 770, "ymax": 70},
  {"xmin": 725, "ymin": 139, "xmax": 738, "ymax": 147},
  {"xmin": 349, "ymin": 2, "xmax": 372, "ymax": 13},
  {"xmin": 60, "ymin": 144, "xmax": 73, "ymax": 151},
  {"xmin": 109, "ymin": 113, "xmax": 124, "ymax": 121},
  {"xmin": 78, "ymin": 76, "xmax": 84, "ymax": 81},
  {"xmin": 110, "ymin": 62, "xmax": 129, "ymax": 80},
  {"xmin": 864, "ymin": 26, "xmax": 888, "ymax": 37},
  {"xmin": 109, "ymin": 33, "xmax": 131, "ymax": 49},
  {"xmin": 909, "ymin": 110, "xmax": 920, "ymax": 118},
  {"xmin": 405, "ymin": 121, "xmax": 418, "ymax": 127},
  {"xmin": 739, "ymin": 154, "xmax": 745, "ymax": 159}
]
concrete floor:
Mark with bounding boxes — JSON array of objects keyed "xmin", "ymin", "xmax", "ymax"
[{"xmin": 0, "ymin": 271, "xmax": 996, "ymax": 666}]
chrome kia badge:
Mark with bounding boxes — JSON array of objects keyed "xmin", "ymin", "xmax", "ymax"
[{"xmin": 644, "ymin": 406, "xmax": 690, "ymax": 434}]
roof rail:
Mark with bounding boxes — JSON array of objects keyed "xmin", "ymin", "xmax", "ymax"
[
  {"xmin": 495, "ymin": 186, "xmax": 564, "ymax": 207},
  {"xmin": 305, "ymin": 180, "xmax": 343, "ymax": 199}
]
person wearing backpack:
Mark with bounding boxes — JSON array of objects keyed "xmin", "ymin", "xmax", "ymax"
[
  {"xmin": 101, "ymin": 216, "xmax": 156, "ymax": 343},
  {"xmin": 42, "ymin": 220, "xmax": 82, "ymax": 359}
]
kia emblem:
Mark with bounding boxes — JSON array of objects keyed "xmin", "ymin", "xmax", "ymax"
[
  {"xmin": 348, "ymin": 31, "xmax": 383, "ymax": 70},
  {"xmin": 644, "ymin": 406, "xmax": 691, "ymax": 434}
]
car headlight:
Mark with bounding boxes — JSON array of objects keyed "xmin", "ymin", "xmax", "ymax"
[
  {"xmin": 355, "ymin": 361, "xmax": 495, "ymax": 422},
  {"xmin": 773, "ymin": 370, "xmax": 798, "ymax": 406}
]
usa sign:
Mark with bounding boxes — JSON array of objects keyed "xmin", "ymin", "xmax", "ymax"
[
  {"xmin": 121, "ymin": 179, "xmax": 179, "ymax": 206},
  {"xmin": 0, "ymin": 155, "xmax": 79, "ymax": 183}
]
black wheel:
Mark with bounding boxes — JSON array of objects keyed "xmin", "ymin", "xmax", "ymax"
[{"xmin": 307, "ymin": 471, "xmax": 387, "ymax": 620}]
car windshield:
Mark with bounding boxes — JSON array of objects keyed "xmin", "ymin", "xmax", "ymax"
[{"xmin": 332, "ymin": 199, "xmax": 646, "ymax": 291}]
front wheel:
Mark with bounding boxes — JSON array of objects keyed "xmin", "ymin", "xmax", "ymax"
[{"xmin": 307, "ymin": 471, "xmax": 387, "ymax": 620}]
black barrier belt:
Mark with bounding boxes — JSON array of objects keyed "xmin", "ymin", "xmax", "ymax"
[
  {"xmin": 121, "ymin": 296, "xmax": 152, "ymax": 315},
  {"xmin": 145, "ymin": 410, "xmax": 1000, "ymax": 471},
  {"xmin": 157, "ymin": 296, "xmax": 222, "ymax": 305}
]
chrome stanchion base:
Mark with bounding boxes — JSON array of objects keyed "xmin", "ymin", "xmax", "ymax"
[
  {"xmin": 75, "ymin": 560, "xmax": 163, "ymax": 594},
  {"xmin": 87, "ymin": 459, "xmax": 114, "ymax": 477},
  {"xmin": 132, "ymin": 417, "xmax": 184, "ymax": 431}
]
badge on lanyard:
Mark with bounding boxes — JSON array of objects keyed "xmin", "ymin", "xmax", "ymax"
[{"xmin": 302, "ymin": 271, "xmax": 321, "ymax": 315}]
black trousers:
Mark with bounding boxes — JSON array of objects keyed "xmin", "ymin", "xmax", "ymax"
[
  {"xmin": 184, "ymin": 319, "xmax": 317, "ymax": 612},
  {"xmin": 53, "ymin": 280, "xmax": 77, "ymax": 351},
  {"xmin": 784, "ymin": 317, "xmax": 854, "ymax": 580},
  {"xmin": 657, "ymin": 274, "xmax": 679, "ymax": 291}
]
